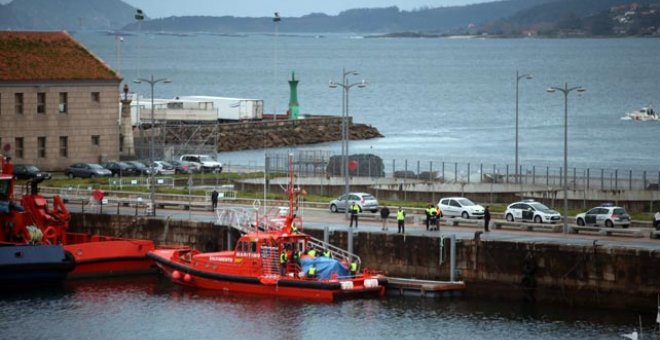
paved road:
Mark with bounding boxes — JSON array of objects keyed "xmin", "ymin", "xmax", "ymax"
[{"xmin": 72, "ymin": 202, "xmax": 660, "ymax": 251}]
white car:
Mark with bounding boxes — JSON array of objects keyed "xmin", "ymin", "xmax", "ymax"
[
  {"xmin": 504, "ymin": 200, "xmax": 561, "ymax": 224},
  {"xmin": 179, "ymin": 154, "xmax": 223, "ymax": 172},
  {"xmin": 575, "ymin": 204, "xmax": 631, "ymax": 228},
  {"xmin": 437, "ymin": 197, "xmax": 485, "ymax": 219},
  {"xmin": 150, "ymin": 161, "xmax": 176, "ymax": 175}
]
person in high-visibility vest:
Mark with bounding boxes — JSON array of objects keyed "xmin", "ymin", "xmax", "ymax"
[
  {"xmin": 429, "ymin": 206, "xmax": 438, "ymax": 231},
  {"xmin": 307, "ymin": 248, "xmax": 317, "ymax": 258},
  {"xmin": 307, "ymin": 263, "xmax": 317, "ymax": 279},
  {"xmin": 425, "ymin": 204, "xmax": 433, "ymax": 230},
  {"xmin": 291, "ymin": 223, "xmax": 299, "ymax": 234},
  {"xmin": 323, "ymin": 248, "xmax": 331, "ymax": 258},
  {"xmin": 397, "ymin": 207, "xmax": 406, "ymax": 234},
  {"xmin": 350, "ymin": 261, "xmax": 358, "ymax": 278},
  {"xmin": 279, "ymin": 250, "xmax": 288, "ymax": 275},
  {"xmin": 349, "ymin": 202, "xmax": 361, "ymax": 228}
]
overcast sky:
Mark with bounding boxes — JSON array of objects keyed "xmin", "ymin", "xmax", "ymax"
[{"xmin": 118, "ymin": 0, "xmax": 492, "ymax": 18}]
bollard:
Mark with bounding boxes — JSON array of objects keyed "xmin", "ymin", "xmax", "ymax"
[
  {"xmin": 450, "ymin": 234, "xmax": 456, "ymax": 283},
  {"xmin": 323, "ymin": 226, "xmax": 329, "ymax": 244},
  {"xmin": 347, "ymin": 225, "xmax": 353, "ymax": 255}
]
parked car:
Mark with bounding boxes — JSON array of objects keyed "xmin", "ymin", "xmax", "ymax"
[
  {"xmin": 124, "ymin": 161, "xmax": 152, "ymax": 175},
  {"xmin": 169, "ymin": 160, "xmax": 197, "ymax": 174},
  {"xmin": 150, "ymin": 161, "xmax": 176, "ymax": 175},
  {"xmin": 575, "ymin": 203, "xmax": 630, "ymax": 228},
  {"xmin": 12, "ymin": 164, "xmax": 52, "ymax": 180},
  {"xmin": 102, "ymin": 161, "xmax": 138, "ymax": 177},
  {"xmin": 329, "ymin": 192, "xmax": 379, "ymax": 213},
  {"xmin": 179, "ymin": 154, "xmax": 223, "ymax": 172},
  {"xmin": 437, "ymin": 197, "xmax": 485, "ymax": 219},
  {"xmin": 504, "ymin": 199, "xmax": 561, "ymax": 224},
  {"xmin": 653, "ymin": 212, "xmax": 659, "ymax": 230},
  {"xmin": 64, "ymin": 163, "xmax": 112, "ymax": 179}
]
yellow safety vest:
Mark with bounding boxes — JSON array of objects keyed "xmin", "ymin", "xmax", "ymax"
[
  {"xmin": 397, "ymin": 210, "xmax": 405, "ymax": 220},
  {"xmin": 308, "ymin": 266, "xmax": 317, "ymax": 276},
  {"xmin": 350, "ymin": 262, "xmax": 357, "ymax": 272},
  {"xmin": 280, "ymin": 252, "xmax": 287, "ymax": 264},
  {"xmin": 308, "ymin": 249, "xmax": 317, "ymax": 257}
]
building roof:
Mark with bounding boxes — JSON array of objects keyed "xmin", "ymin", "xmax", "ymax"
[{"xmin": 0, "ymin": 31, "xmax": 120, "ymax": 81}]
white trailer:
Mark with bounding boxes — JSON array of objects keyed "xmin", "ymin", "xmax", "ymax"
[{"xmin": 179, "ymin": 96, "xmax": 264, "ymax": 121}]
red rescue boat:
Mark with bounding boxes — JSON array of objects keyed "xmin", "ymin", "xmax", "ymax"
[
  {"xmin": 17, "ymin": 172, "xmax": 155, "ymax": 279},
  {"xmin": 148, "ymin": 154, "xmax": 387, "ymax": 302}
]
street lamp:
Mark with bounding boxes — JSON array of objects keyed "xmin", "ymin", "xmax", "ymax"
[
  {"xmin": 329, "ymin": 69, "xmax": 366, "ymax": 221},
  {"xmin": 272, "ymin": 12, "xmax": 281, "ymax": 121},
  {"xmin": 515, "ymin": 71, "xmax": 532, "ymax": 184},
  {"xmin": 134, "ymin": 75, "xmax": 171, "ymax": 216},
  {"xmin": 547, "ymin": 83, "xmax": 586, "ymax": 233}
]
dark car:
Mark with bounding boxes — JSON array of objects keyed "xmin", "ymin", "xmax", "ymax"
[
  {"xmin": 102, "ymin": 161, "xmax": 138, "ymax": 177},
  {"xmin": 125, "ymin": 161, "xmax": 151, "ymax": 175},
  {"xmin": 64, "ymin": 163, "xmax": 112, "ymax": 179},
  {"xmin": 12, "ymin": 164, "xmax": 52, "ymax": 180},
  {"xmin": 169, "ymin": 160, "xmax": 195, "ymax": 174}
]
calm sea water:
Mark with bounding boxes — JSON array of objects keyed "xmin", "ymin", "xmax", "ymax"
[
  {"xmin": 0, "ymin": 275, "xmax": 654, "ymax": 339},
  {"xmin": 73, "ymin": 32, "xmax": 660, "ymax": 172}
]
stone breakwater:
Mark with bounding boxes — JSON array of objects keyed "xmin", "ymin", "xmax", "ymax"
[{"xmin": 165, "ymin": 116, "xmax": 382, "ymax": 152}]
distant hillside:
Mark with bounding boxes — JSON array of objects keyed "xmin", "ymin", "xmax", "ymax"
[
  {"xmin": 123, "ymin": 0, "xmax": 558, "ymax": 33},
  {"xmin": 0, "ymin": 0, "xmax": 138, "ymax": 31},
  {"xmin": 481, "ymin": 0, "xmax": 660, "ymax": 36}
]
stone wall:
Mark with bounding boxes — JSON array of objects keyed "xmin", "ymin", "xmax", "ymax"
[
  {"xmin": 164, "ymin": 116, "xmax": 382, "ymax": 152},
  {"xmin": 71, "ymin": 213, "xmax": 660, "ymax": 310}
]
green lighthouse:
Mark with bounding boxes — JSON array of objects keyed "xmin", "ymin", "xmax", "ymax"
[{"xmin": 288, "ymin": 72, "xmax": 299, "ymax": 120}]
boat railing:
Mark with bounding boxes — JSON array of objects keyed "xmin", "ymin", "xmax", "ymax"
[
  {"xmin": 306, "ymin": 237, "xmax": 362, "ymax": 272},
  {"xmin": 260, "ymin": 246, "xmax": 280, "ymax": 276}
]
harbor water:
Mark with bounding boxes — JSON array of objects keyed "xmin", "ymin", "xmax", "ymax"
[
  {"xmin": 1, "ymin": 275, "xmax": 656, "ymax": 339},
  {"xmin": 74, "ymin": 32, "xmax": 660, "ymax": 172}
]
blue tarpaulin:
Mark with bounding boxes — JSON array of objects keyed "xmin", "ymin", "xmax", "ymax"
[{"xmin": 300, "ymin": 256, "xmax": 349, "ymax": 280}]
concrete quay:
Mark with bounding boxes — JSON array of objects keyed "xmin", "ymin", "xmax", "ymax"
[{"xmin": 67, "ymin": 202, "xmax": 660, "ymax": 310}]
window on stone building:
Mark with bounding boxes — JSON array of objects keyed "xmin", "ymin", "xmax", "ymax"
[
  {"xmin": 59, "ymin": 92, "xmax": 68, "ymax": 113},
  {"xmin": 91, "ymin": 92, "xmax": 100, "ymax": 104},
  {"xmin": 37, "ymin": 92, "xmax": 46, "ymax": 114},
  {"xmin": 91, "ymin": 135, "xmax": 100, "ymax": 146},
  {"xmin": 15, "ymin": 93, "xmax": 23, "ymax": 114},
  {"xmin": 15, "ymin": 137, "xmax": 24, "ymax": 159},
  {"xmin": 59, "ymin": 136, "xmax": 68, "ymax": 158},
  {"xmin": 37, "ymin": 137, "xmax": 46, "ymax": 158}
]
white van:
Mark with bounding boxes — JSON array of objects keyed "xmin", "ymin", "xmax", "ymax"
[{"xmin": 179, "ymin": 154, "xmax": 223, "ymax": 172}]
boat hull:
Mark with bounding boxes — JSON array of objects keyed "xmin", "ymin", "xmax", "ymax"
[
  {"xmin": 64, "ymin": 233, "xmax": 155, "ymax": 279},
  {"xmin": 148, "ymin": 250, "xmax": 386, "ymax": 302},
  {"xmin": 0, "ymin": 244, "xmax": 75, "ymax": 288}
]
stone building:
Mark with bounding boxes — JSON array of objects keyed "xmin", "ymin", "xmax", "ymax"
[{"xmin": 0, "ymin": 31, "xmax": 121, "ymax": 170}]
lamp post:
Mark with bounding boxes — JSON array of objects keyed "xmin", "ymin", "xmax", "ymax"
[
  {"xmin": 547, "ymin": 83, "xmax": 586, "ymax": 233},
  {"xmin": 134, "ymin": 75, "xmax": 171, "ymax": 216},
  {"xmin": 272, "ymin": 12, "xmax": 281, "ymax": 121},
  {"xmin": 515, "ymin": 71, "xmax": 532, "ymax": 184},
  {"xmin": 329, "ymin": 69, "xmax": 366, "ymax": 221}
]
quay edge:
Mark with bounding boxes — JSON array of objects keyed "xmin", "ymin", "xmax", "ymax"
[{"xmin": 70, "ymin": 213, "xmax": 660, "ymax": 311}]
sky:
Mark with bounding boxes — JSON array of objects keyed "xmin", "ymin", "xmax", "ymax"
[{"xmin": 116, "ymin": 0, "xmax": 492, "ymax": 19}]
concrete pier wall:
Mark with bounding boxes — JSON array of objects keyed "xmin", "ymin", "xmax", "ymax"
[{"xmin": 71, "ymin": 213, "xmax": 660, "ymax": 309}]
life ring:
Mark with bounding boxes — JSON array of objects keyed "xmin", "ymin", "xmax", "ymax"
[{"xmin": 44, "ymin": 226, "xmax": 57, "ymax": 244}]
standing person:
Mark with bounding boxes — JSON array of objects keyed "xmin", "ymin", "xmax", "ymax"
[
  {"xmin": 425, "ymin": 204, "xmax": 432, "ymax": 230},
  {"xmin": 279, "ymin": 248, "xmax": 288, "ymax": 275},
  {"xmin": 211, "ymin": 189, "xmax": 219, "ymax": 210},
  {"xmin": 484, "ymin": 206, "xmax": 491, "ymax": 232},
  {"xmin": 380, "ymin": 206, "xmax": 390, "ymax": 231},
  {"xmin": 349, "ymin": 202, "xmax": 361, "ymax": 228},
  {"xmin": 429, "ymin": 205, "xmax": 438, "ymax": 231},
  {"xmin": 397, "ymin": 207, "xmax": 406, "ymax": 234}
]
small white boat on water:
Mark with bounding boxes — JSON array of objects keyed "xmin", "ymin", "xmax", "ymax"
[{"xmin": 621, "ymin": 106, "xmax": 659, "ymax": 121}]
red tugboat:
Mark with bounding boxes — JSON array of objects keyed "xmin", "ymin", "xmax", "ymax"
[
  {"xmin": 148, "ymin": 155, "xmax": 387, "ymax": 302},
  {"xmin": 13, "ymin": 162, "xmax": 155, "ymax": 279},
  {"xmin": 0, "ymin": 154, "xmax": 74, "ymax": 287}
]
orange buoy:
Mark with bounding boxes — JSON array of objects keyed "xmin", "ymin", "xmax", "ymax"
[{"xmin": 172, "ymin": 270, "xmax": 181, "ymax": 280}]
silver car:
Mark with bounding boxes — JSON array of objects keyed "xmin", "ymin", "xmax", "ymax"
[{"xmin": 329, "ymin": 192, "xmax": 379, "ymax": 213}]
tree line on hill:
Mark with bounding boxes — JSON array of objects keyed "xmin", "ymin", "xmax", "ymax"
[{"xmin": 1, "ymin": 0, "xmax": 659, "ymax": 37}]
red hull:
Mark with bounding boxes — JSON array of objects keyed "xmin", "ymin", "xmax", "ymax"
[
  {"xmin": 64, "ymin": 233, "xmax": 155, "ymax": 279},
  {"xmin": 149, "ymin": 249, "xmax": 386, "ymax": 302}
]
